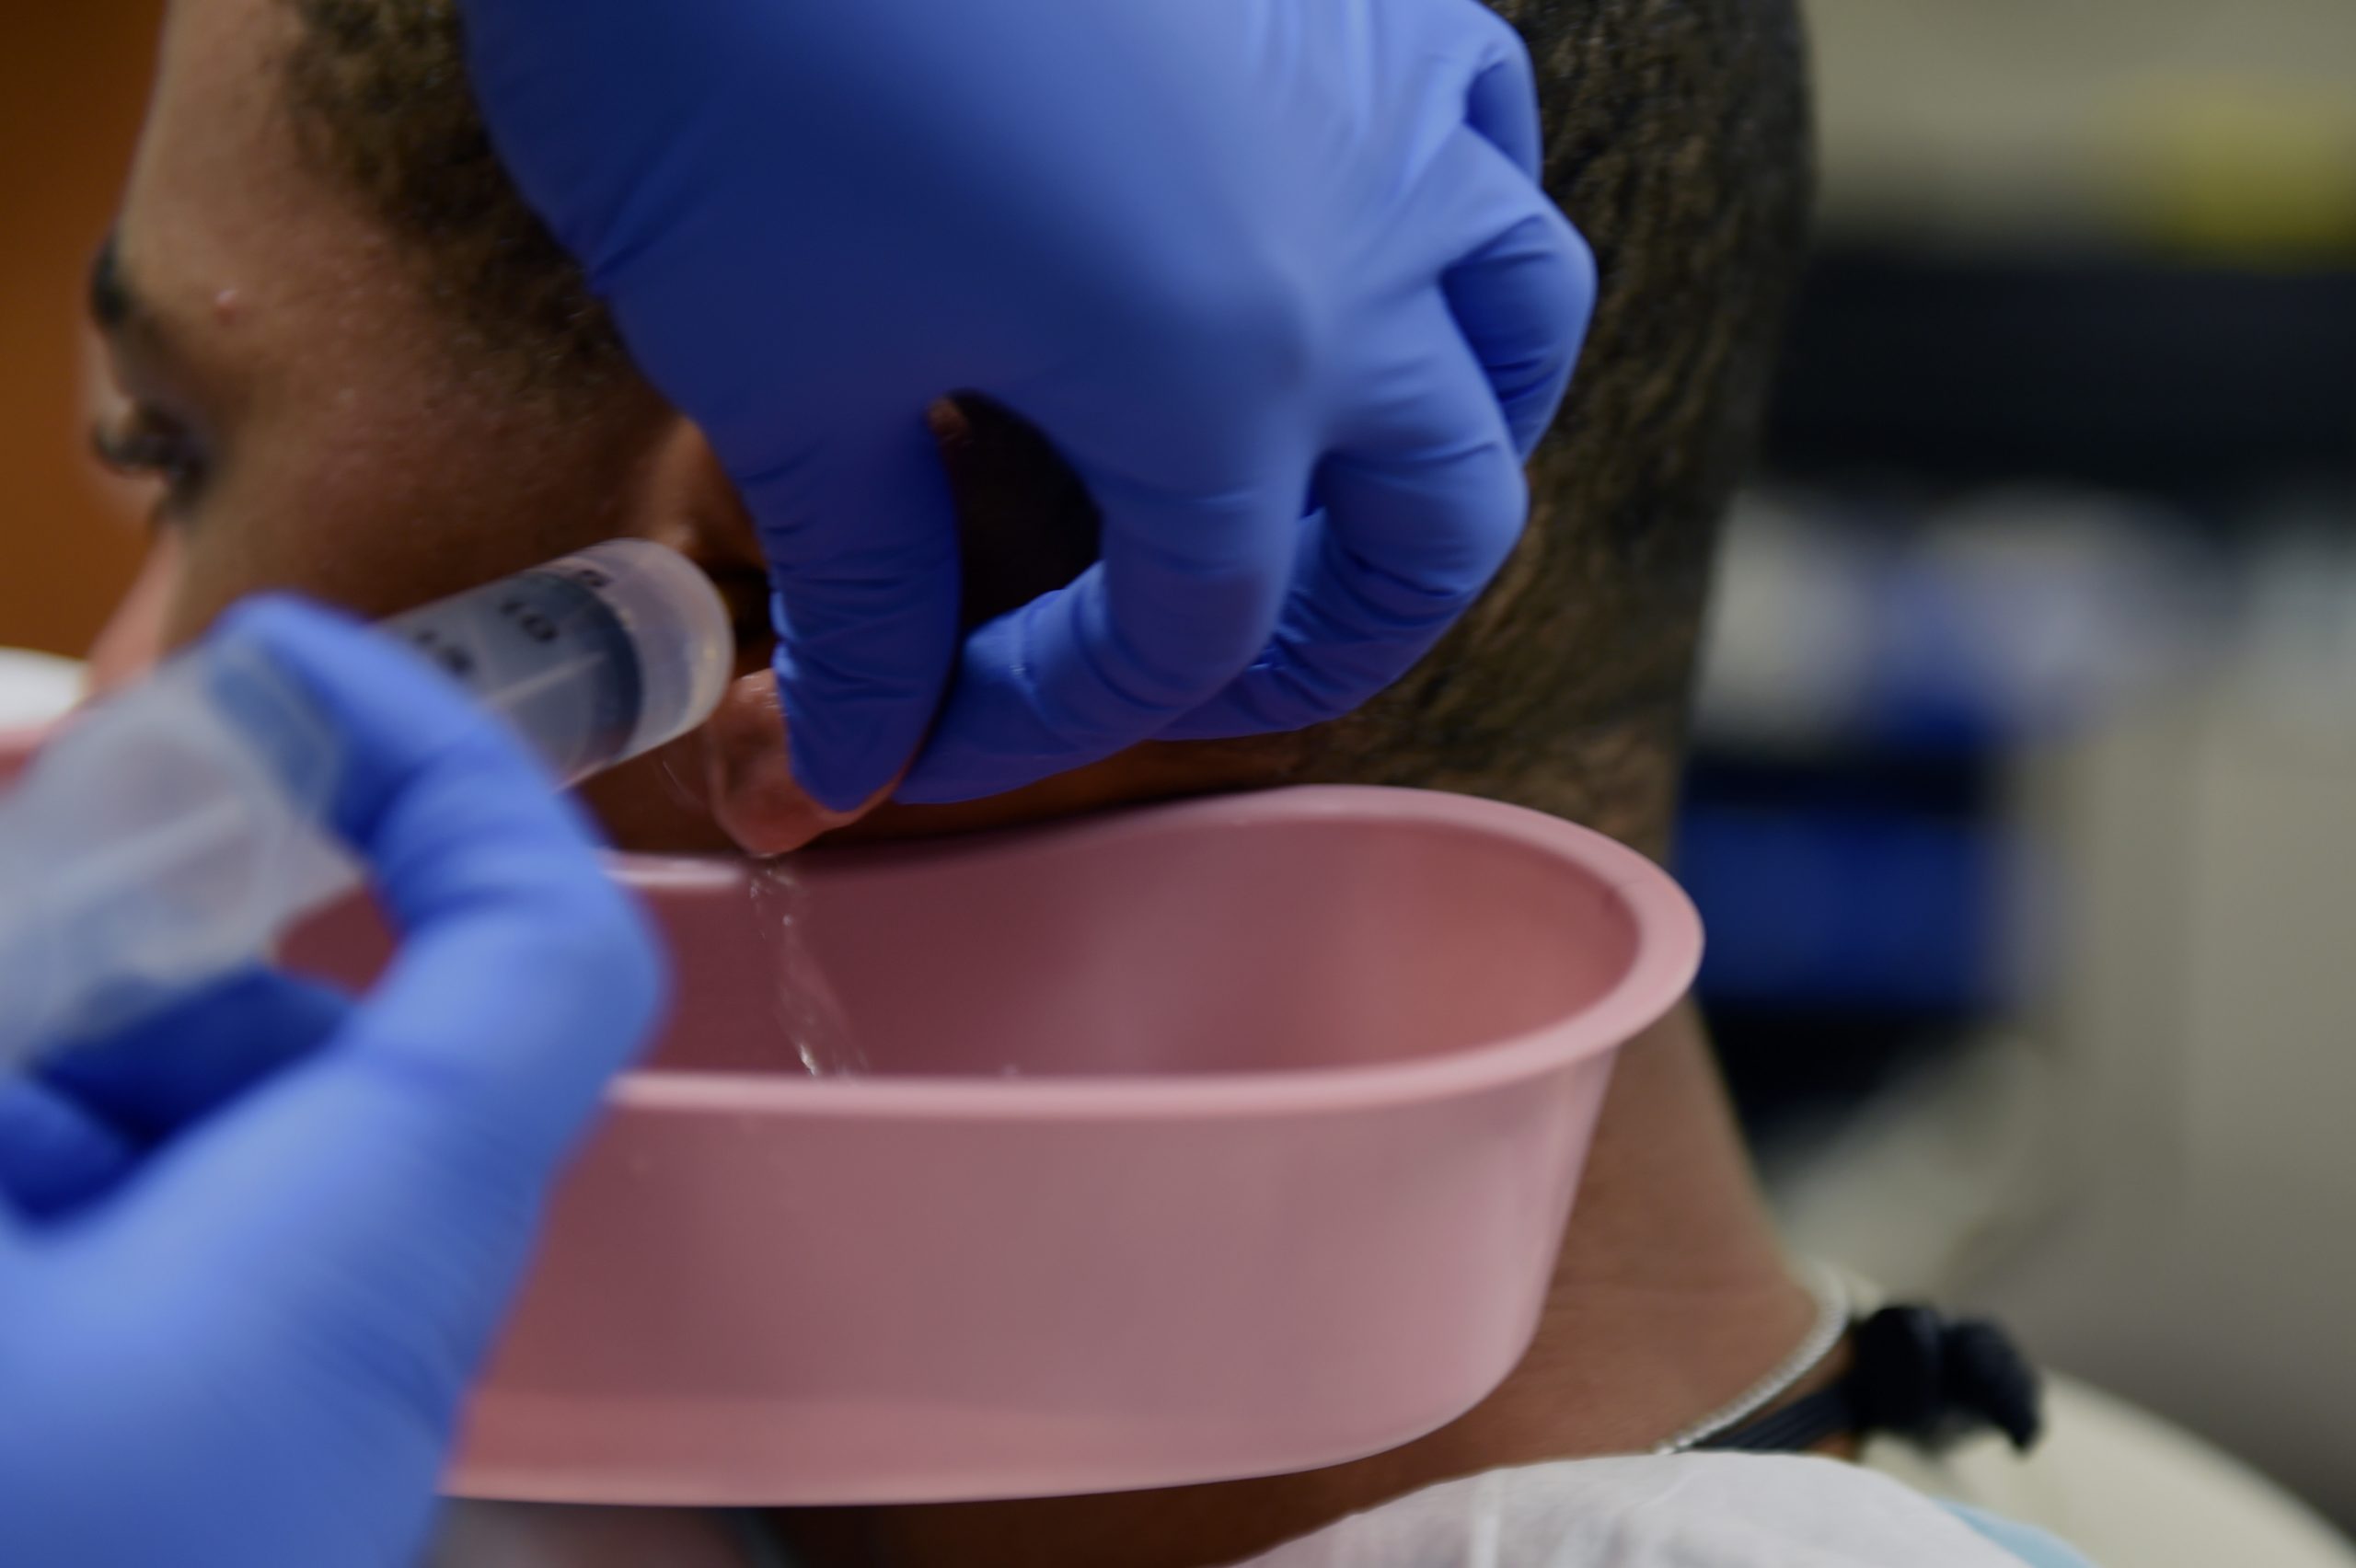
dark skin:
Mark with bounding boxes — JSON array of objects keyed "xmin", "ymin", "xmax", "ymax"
[
  {"xmin": 86, "ymin": 2, "xmax": 1836, "ymax": 1563},
  {"xmin": 87, "ymin": 0, "xmax": 1258, "ymax": 855}
]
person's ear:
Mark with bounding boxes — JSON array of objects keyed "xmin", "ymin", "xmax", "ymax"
[
  {"xmin": 618, "ymin": 397, "xmax": 1109, "ymax": 854},
  {"xmin": 628, "ymin": 421, "xmax": 884, "ymax": 855}
]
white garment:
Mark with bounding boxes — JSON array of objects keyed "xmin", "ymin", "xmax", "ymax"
[
  {"xmin": 1868, "ymin": 1373, "xmax": 2356, "ymax": 1568},
  {"xmin": 433, "ymin": 1456, "xmax": 2058, "ymax": 1568},
  {"xmin": 1229, "ymin": 1453, "xmax": 2047, "ymax": 1568}
]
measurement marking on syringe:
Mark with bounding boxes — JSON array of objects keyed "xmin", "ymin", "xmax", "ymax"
[{"xmin": 479, "ymin": 648, "xmax": 607, "ymax": 713}]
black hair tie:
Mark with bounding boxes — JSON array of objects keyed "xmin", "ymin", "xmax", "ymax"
[{"xmin": 1695, "ymin": 1305, "xmax": 2043, "ymax": 1457}]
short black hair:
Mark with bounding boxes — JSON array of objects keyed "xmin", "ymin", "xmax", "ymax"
[
  {"xmin": 283, "ymin": 0, "xmax": 631, "ymax": 395},
  {"xmin": 1324, "ymin": 0, "xmax": 1815, "ymax": 850},
  {"xmin": 280, "ymin": 0, "xmax": 1813, "ymax": 849}
]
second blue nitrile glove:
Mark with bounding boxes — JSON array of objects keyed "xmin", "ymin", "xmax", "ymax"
[
  {"xmin": 0, "ymin": 602, "xmax": 663, "ymax": 1568},
  {"xmin": 461, "ymin": 0, "xmax": 1595, "ymax": 808}
]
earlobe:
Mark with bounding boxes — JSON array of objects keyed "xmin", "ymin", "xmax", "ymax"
[
  {"xmin": 624, "ymin": 425, "xmax": 891, "ymax": 855},
  {"xmin": 676, "ymin": 669, "xmax": 889, "ymax": 857},
  {"xmin": 634, "ymin": 402, "xmax": 1122, "ymax": 854}
]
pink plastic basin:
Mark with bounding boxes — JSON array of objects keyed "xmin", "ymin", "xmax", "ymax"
[{"xmin": 3, "ymin": 713, "xmax": 1701, "ymax": 1507}]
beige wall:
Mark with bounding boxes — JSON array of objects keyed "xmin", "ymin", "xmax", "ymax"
[
  {"xmin": 1969, "ymin": 692, "xmax": 2356, "ymax": 1526},
  {"xmin": 1, "ymin": 4, "xmax": 162, "ymax": 657},
  {"xmin": 1809, "ymin": 0, "xmax": 2356, "ymax": 255}
]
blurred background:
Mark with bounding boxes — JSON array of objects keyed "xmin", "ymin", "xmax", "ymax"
[
  {"xmin": 0, "ymin": 8, "xmax": 157, "ymax": 675},
  {"xmin": 4, "ymin": 0, "xmax": 2354, "ymax": 1539},
  {"xmin": 1684, "ymin": 0, "xmax": 2356, "ymax": 1536}
]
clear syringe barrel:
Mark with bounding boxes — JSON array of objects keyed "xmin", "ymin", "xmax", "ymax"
[
  {"xmin": 381, "ymin": 539, "xmax": 731, "ymax": 787},
  {"xmin": 0, "ymin": 540, "xmax": 733, "ymax": 1070}
]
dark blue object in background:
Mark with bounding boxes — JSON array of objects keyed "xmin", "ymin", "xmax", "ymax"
[{"xmin": 1678, "ymin": 802, "xmax": 2012, "ymax": 1016}]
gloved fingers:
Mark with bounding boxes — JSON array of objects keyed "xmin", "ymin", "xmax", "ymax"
[
  {"xmin": 458, "ymin": 0, "xmax": 690, "ymax": 275},
  {"xmin": 0, "ymin": 969, "xmax": 349, "ymax": 1220},
  {"xmin": 896, "ymin": 472, "xmax": 1298, "ymax": 801},
  {"xmin": 1456, "ymin": 3, "xmax": 1547, "ymax": 181},
  {"xmin": 1435, "ymin": 132, "xmax": 1596, "ymax": 459},
  {"xmin": 35, "ymin": 969, "xmax": 352, "ymax": 1149},
  {"xmin": 736, "ymin": 418, "xmax": 964, "ymax": 813},
  {"xmin": 204, "ymin": 599, "xmax": 664, "ymax": 1183},
  {"xmin": 47, "ymin": 601, "xmax": 664, "ymax": 1418},
  {"xmin": 0, "ymin": 1078, "xmax": 134, "ymax": 1220},
  {"xmin": 1160, "ymin": 333, "xmax": 1524, "ymax": 740}
]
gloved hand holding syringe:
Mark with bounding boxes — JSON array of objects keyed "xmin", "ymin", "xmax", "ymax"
[
  {"xmin": 0, "ymin": 539, "xmax": 731, "ymax": 1070},
  {"xmin": 0, "ymin": 578, "xmax": 688, "ymax": 1567}
]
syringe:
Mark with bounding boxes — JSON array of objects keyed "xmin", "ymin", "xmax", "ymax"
[{"xmin": 0, "ymin": 539, "xmax": 732, "ymax": 1069}]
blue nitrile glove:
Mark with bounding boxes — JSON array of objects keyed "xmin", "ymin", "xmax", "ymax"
[
  {"xmin": 463, "ymin": 0, "xmax": 1596, "ymax": 808},
  {"xmin": 0, "ymin": 601, "xmax": 664, "ymax": 1568}
]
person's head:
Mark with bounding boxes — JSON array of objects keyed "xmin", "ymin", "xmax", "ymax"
[{"xmin": 91, "ymin": 0, "xmax": 1810, "ymax": 857}]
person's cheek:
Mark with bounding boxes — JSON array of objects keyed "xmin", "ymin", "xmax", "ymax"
[{"xmin": 85, "ymin": 528, "xmax": 185, "ymax": 695}]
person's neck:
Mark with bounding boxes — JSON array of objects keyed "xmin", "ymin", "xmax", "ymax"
[{"xmin": 780, "ymin": 1002, "xmax": 1820, "ymax": 1568}]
